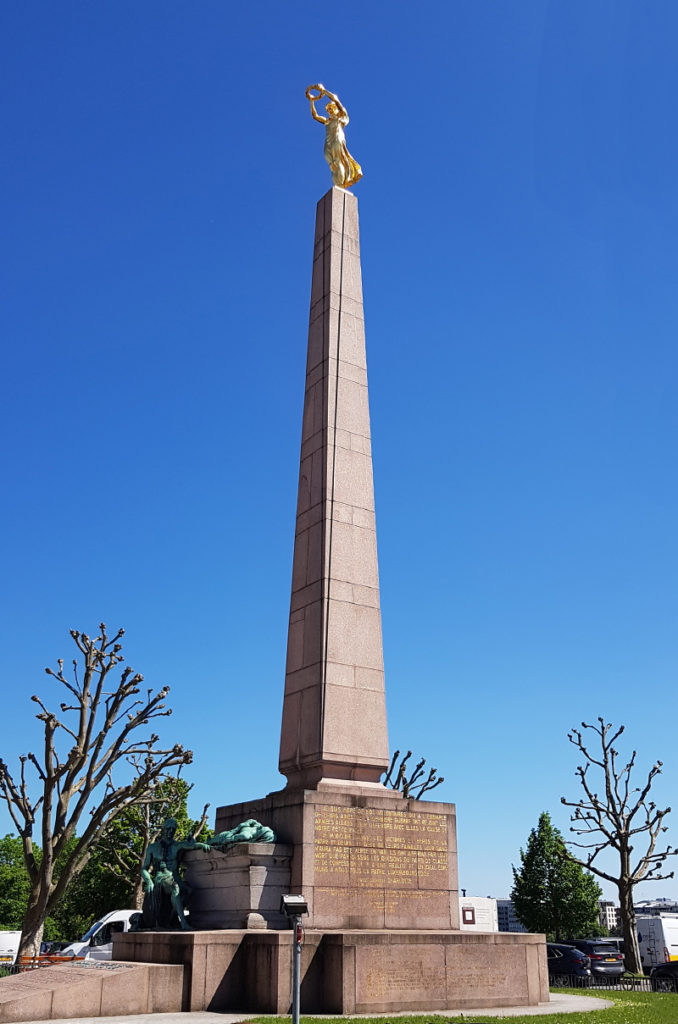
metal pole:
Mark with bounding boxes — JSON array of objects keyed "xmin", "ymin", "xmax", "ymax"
[{"xmin": 291, "ymin": 914, "xmax": 302, "ymax": 1024}]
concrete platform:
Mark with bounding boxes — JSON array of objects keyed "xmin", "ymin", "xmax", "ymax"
[{"xmin": 13, "ymin": 991, "xmax": 615, "ymax": 1022}]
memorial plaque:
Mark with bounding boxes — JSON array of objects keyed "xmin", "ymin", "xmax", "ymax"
[
  {"xmin": 314, "ymin": 806, "xmax": 449, "ymax": 885},
  {"xmin": 356, "ymin": 944, "xmax": 447, "ymax": 1005},
  {"xmin": 311, "ymin": 802, "xmax": 455, "ymax": 928},
  {"xmin": 445, "ymin": 943, "xmax": 514, "ymax": 999}
]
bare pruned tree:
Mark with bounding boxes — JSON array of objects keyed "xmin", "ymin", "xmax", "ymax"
[
  {"xmin": 383, "ymin": 749, "xmax": 444, "ymax": 800},
  {"xmin": 0, "ymin": 624, "xmax": 193, "ymax": 957},
  {"xmin": 561, "ymin": 718, "xmax": 677, "ymax": 973}
]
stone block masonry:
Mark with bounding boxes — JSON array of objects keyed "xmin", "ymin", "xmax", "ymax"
[
  {"xmin": 279, "ymin": 186, "xmax": 389, "ymax": 789},
  {"xmin": 0, "ymin": 960, "xmax": 183, "ymax": 1022},
  {"xmin": 214, "ymin": 785, "xmax": 459, "ymax": 931}
]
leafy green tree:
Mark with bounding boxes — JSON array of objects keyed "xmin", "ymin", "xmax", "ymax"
[
  {"xmin": 0, "ymin": 833, "xmax": 129, "ymax": 942},
  {"xmin": 0, "ymin": 835, "xmax": 31, "ymax": 929},
  {"xmin": 511, "ymin": 811, "xmax": 602, "ymax": 941},
  {"xmin": 45, "ymin": 838, "xmax": 131, "ymax": 941}
]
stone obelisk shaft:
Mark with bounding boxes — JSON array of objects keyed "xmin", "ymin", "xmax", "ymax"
[{"xmin": 279, "ymin": 187, "xmax": 389, "ymax": 788}]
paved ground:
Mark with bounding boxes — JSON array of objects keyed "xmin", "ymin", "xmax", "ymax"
[{"xmin": 16, "ymin": 992, "xmax": 614, "ymax": 1023}]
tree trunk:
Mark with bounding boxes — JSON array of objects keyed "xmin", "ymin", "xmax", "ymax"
[
  {"xmin": 18, "ymin": 902, "xmax": 47, "ymax": 959},
  {"xmin": 618, "ymin": 880, "xmax": 642, "ymax": 973},
  {"xmin": 133, "ymin": 878, "xmax": 144, "ymax": 911}
]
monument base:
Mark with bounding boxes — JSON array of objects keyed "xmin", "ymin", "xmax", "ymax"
[
  {"xmin": 116, "ymin": 928, "xmax": 549, "ymax": 1013},
  {"xmin": 214, "ymin": 784, "xmax": 460, "ymax": 930},
  {"xmin": 183, "ymin": 841, "xmax": 293, "ymax": 929}
]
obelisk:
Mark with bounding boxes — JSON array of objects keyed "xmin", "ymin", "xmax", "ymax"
[
  {"xmin": 279, "ymin": 186, "xmax": 389, "ymax": 789},
  {"xmin": 122, "ymin": 89, "xmax": 548, "ymax": 1017}
]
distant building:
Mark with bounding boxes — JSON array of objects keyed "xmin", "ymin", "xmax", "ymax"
[
  {"xmin": 635, "ymin": 898, "xmax": 678, "ymax": 916},
  {"xmin": 599, "ymin": 900, "xmax": 620, "ymax": 932},
  {"xmin": 496, "ymin": 899, "xmax": 527, "ymax": 933},
  {"xmin": 459, "ymin": 896, "xmax": 498, "ymax": 932},
  {"xmin": 595, "ymin": 899, "xmax": 678, "ymax": 933}
]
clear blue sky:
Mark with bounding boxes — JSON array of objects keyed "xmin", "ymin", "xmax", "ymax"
[{"xmin": 2, "ymin": 1, "xmax": 677, "ymax": 905}]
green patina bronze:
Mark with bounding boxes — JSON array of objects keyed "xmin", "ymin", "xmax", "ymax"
[
  {"xmin": 137, "ymin": 816, "xmax": 211, "ymax": 930},
  {"xmin": 132, "ymin": 816, "xmax": 276, "ymax": 931},
  {"xmin": 208, "ymin": 818, "xmax": 276, "ymax": 851}
]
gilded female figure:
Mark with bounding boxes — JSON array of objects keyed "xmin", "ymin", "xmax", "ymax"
[{"xmin": 306, "ymin": 84, "xmax": 362, "ymax": 189}]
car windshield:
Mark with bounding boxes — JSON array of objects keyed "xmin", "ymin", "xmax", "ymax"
[
  {"xmin": 591, "ymin": 946, "xmax": 619, "ymax": 955},
  {"xmin": 80, "ymin": 919, "xmax": 104, "ymax": 942}
]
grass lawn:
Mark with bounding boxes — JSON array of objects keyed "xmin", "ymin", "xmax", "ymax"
[{"xmin": 248, "ymin": 989, "xmax": 678, "ymax": 1024}]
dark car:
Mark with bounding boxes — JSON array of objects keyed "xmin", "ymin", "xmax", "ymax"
[
  {"xmin": 569, "ymin": 939, "xmax": 625, "ymax": 980},
  {"xmin": 39, "ymin": 940, "xmax": 71, "ymax": 956},
  {"xmin": 547, "ymin": 943, "xmax": 592, "ymax": 985},
  {"xmin": 650, "ymin": 961, "xmax": 678, "ymax": 992}
]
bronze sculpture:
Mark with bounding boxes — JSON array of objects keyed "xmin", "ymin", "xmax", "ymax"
[
  {"xmin": 132, "ymin": 816, "xmax": 275, "ymax": 931},
  {"xmin": 208, "ymin": 818, "xmax": 275, "ymax": 851},
  {"xmin": 139, "ymin": 817, "xmax": 210, "ymax": 930}
]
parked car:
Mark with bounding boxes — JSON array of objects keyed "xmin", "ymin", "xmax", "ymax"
[
  {"xmin": 650, "ymin": 960, "xmax": 678, "ymax": 992},
  {"xmin": 547, "ymin": 943, "xmax": 592, "ymax": 984},
  {"xmin": 61, "ymin": 910, "xmax": 138, "ymax": 961},
  {"xmin": 568, "ymin": 939, "xmax": 625, "ymax": 981},
  {"xmin": 39, "ymin": 940, "xmax": 71, "ymax": 955}
]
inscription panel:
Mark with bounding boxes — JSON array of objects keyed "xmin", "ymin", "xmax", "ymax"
[
  {"xmin": 446, "ymin": 945, "xmax": 516, "ymax": 998},
  {"xmin": 314, "ymin": 843, "xmax": 350, "ymax": 884},
  {"xmin": 314, "ymin": 885, "xmax": 384, "ymax": 924},
  {"xmin": 314, "ymin": 805, "xmax": 449, "ymax": 890},
  {"xmin": 314, "ymin": 805, "xmax": 384, "ymax": 848},
  {"xmin": 417, "ymin": 850, "xmax": 449, "ymax": 889},
  {"xmin": 350, "ymin": 847, "xmax": 417, "ymax": 888},
  {"xmin": 384, "ymin": 810, "xmax": 447, "ymax": 851},
  {"xmin": 355, "ymin": 944, "xmax": 446, "ymax": 1004}
]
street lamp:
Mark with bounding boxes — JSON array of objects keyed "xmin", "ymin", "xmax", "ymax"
[{"xmin": 280, "ymin": 895, "xmax": 308, "ymax": 1024}]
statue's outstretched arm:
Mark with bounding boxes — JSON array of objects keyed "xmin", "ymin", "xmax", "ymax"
[
  {"xmin": 310, "ymin": 99, "xmax": 328, "ymax": 125},
  {"xmin": 306, "ymin": 84, "xmax": 329, "ymax": 124},
  {"xmin": 179, "ymin": 837, "xmax": 210, "ymax": 853}
]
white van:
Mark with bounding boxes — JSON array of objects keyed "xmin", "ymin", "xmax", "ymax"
[
  {"xmin": 61, "ymin": 910, "xmax": 137, "ymax": 961},
  {"xmin": 637, "ymin": 914, "xmax": 678, "ymax": 969},
  {"xmin": 0, "ymin": 931, "xmax": 21, "ymax": 968}
]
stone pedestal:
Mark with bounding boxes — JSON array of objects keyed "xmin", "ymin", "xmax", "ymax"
[
  {"xmin": 116, "ymin": 929, "xmax": 549, "ymax": 1013},
  {"xmin": 183, "ymin": 842, "xmax": 292, "ymax": 929},
  {"xmin": 215, "ymin": 785, "xmax": 459, "ymax": 930}
]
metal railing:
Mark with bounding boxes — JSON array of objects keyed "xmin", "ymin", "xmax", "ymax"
[{"xmin": 549, "ymin": 973, "xmax": 659, "ymax": 992}]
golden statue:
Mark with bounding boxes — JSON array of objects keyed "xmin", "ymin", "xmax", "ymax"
[{"xmin": 306, "ymin": 84, "xmax": 362, "ymax": 189}]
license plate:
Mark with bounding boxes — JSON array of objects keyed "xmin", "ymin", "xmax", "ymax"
[
  {"xmin": 605, "ymin": 958, "xmax": 617, "ymax": 962},
  {"xmin": 0, "ymin": 957, "xmax": 13, "ymax": 963}
]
